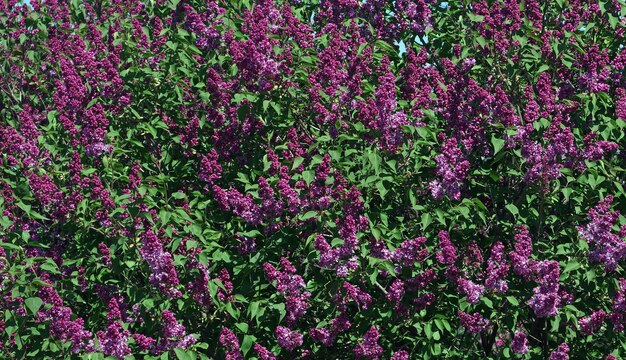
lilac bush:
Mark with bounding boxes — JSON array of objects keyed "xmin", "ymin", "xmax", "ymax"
[{"xmin": 2, "ymin": 0, "xmax": 626, "ymax": 359}]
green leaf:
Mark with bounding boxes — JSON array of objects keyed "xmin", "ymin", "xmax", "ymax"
[
  {"xmin": 25, "ymin": 297, "xmax": 42, "ymax": 315},
  {"xmin": 563, "ymin": 261, "xmax": 580, "ymax": 273},
  {"xmin": 491, "ymin": 135, "xmax": 505, "ymax": 155},
  {"xmin": 174, "ymin": 348, "xmax": 192, "ymax": 360},
  {"xmin": 468, "ymin": 13, "xmax": 485, "ymax": 22},
  {"xmin": 241, "ymin": 334, "xmax": 257, "ymax": 356},
  {"xmin": 302, "ymin": 170, "xmax": 315, "ymax": 185},
  {"xmin": 421, "ymin": 213, "xmax": 432, "ymax": 230},
  {"xmin": 292, "ymin": 156, "xmax": 305, "ymax": 170},
  {"xmin": 300, "ymin": 211, "xmax": 318, "ymax": 220},
  {"xmin": 505, "ymin": 204, "xmax": 519, "ymax": 216},
  {"xmin": 0, "ymin": 242, "xmax": 21, "ymax": 251},
  {"xmin": 235, "ymin": 322, "xmax": 249, "ymax": 333},
  {"xmin": 506, "ymin": 296, "xmax": 519, "ymax": 306},
  {"xmin": 368, "ymin": 151, "xmax": 381, "ymax": 174},
  {"xmin": 537, "ymin": 64, "xmax": 550, "ymax": 73},
  {"xmin": 171, "ymin": 192, "xmax": 186, "ymax": 199}
]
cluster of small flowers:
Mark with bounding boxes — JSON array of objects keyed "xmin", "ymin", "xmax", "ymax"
[
  {"xmin": 182, "ymin": 2, "xmax": 224, "ymax": 51},
  {"xmin": 37, "ymin": 278, "xmax": 94, "ymax": 352},
  {"xmin": 263, "ymin": 257, "xmax": 311, "ymax": 325},
  {"xmin": 484, "ymin": 241, "xmax": 509, "ymax": 293},
  {"xmin": 511, "ymin": 331, "xmax": 529, "ymax": 354},
  {"xmin": 198, "ymin": 149, "xmax": 222, "ymax": 185},
  {"xmin": 429, "ymin": 137, "xmax": 470, "ymax": 201},
  {"xmin": 577, "ymin": 196, "xmax": 626, "ymax": 271},
  {"xmin": 528, "ymin": 260, "xmax": 561, "ymax": 318},
  {"xmin": 96, "ymin": 322, "xmax": 131, "ymax": 359},
  {"xmin": 509, "ymin": 225, "xmax": 533, "ymax": 278},
  {"xmin": 436, "ymin": 230, "xmax": 458, "ymax": 265},
  {"xmin": 610, "ymin": 279, "xmax": 626, "ymax": 332},
  {"xmin": 155, "ymin": 310, "xmax": 196, "ymax": 352},
  {"xmin": 219, "ymin": 328, "xmax": 243, "ymax": 360},
  {"xmin": 336, "ymin": 281, "xmax": 373, "ymax": 311},
  {"xmin": 253, "ymin": 343, "xmax": 276, "ymax": 360},
  {"xmin": 549, "ymin": 343, "xmax": 570, "ymax": 360},
  {"xmin": 275, "ymin": 326, "xmax": 303, "ymax": 352},
  {"xmin": 138, "ymin": 230, "xmax": 181, "ymax": 297},
  {"xmin": 578, "ymin": 310, "xmax": 607, "ymax": 334},
  {"xmin": 458, "ymin": 311, "xmax": 490, "ymax": 334},
  {"xmin": 353, "ymin": 327, "xmax": 383, "ymax": 359},
  {"xmin": 457, "ymin": 278, "xmax": 484, "ymax": 304},
  {"xmin": 309, "ymin": 313, "xmax": 351, "ymax": 347}
]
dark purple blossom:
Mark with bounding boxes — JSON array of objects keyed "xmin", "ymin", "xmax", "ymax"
[
  {"xmin": 353, "ymin": 327, "xmax": 383, "ymax": 359},
  {"xmin": 549, "ymin": 343, "xmax": 569, "ymax": 360},
  {"xmin": 275, "ymin": 326, "xmax": 303, "ymax": 352},
  {"xmin": 511, "ymin": 331, "xmax": 529, "ymax": 354}
]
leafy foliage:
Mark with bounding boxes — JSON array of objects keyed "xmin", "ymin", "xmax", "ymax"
[{"xmin": 1, "ymin": 0, "xmax": 626, "ymax": 359}]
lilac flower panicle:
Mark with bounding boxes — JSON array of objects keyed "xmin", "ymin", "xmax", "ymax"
[
  {"xmin": 577, "ymin": 196, "xmax": 626, "ymax": 271},
  {"xmin": 220, "ymin": 328, "xmax": 243, "ymax": 360},
  {"xmin": 457, "ymin": 278, "xmax": 484, "ymax": 304},
  {"xmin": 610, "ymin": 279, "xmax": 626, "ymax": 332},
  {"xmin": 510, "ymin": 225, "xmax": 533, "ymax": 278},
  {"xmin": 579, "ymin": 310, "xmax": 607, "ymax": 334},
  {"xmin": 458, "ymin": 311, "xmax": 490, "ymax": 334},
  {"xmin": 391, "ymin": 237, "xmax": 428, "ymax": 267},
  {"xmin": 386, "ymin": 279, "xmax": 405, "ymax": 303},
  {"xmin": 139, "ymin": 230, "xmax": 181, "ymax": 297},
  {"xmin": 253, "ymin": 343, "xmax": 276, "ymax": 360},
  {"xmin": 158, "ymin": 310, "xmax": 196, "ymax": 352},
  {"xmin": 275, "ymin": 326, "xmax": 303, "ymax": 352},
  {"xmin": 353, "ymin": 327, "xmax": 383, "ymax": 359},
  {"xmin": 436, "ymin": 230, "xmax": 458, "ymax": 265},
  {"xmin": 511, "ymin": 331, "xmax": 529, "ymax": 354},
  {"xmin": 528, "ymin": 260, "xmax": 561, "ymax": 317},
  {"xmin": 390, "ymin": 350, "xmax": 409, "ymax": 360},
  {"xmin": 549, "ymin": 343, "xmax": 569, "ymax": 360},
  {"xmin": 96, "ymin": 322, "xmax": 131, "ymax": 359},
  {"xmin": 484, "ymin": 241, "xmax": 509, "ymax": 293},
  {"xmin": 429, "ymin": 137, "xmax": 470, "ymax": 200}
]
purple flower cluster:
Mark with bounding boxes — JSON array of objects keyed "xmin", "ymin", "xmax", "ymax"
[
  {"xmin": 309, "ymin": 313, "xmax": 351, "ymax": 347},
  {"xmin": 338, "ymin": 282, "xmax": 373, "ymax": 311},
  {"xmin": 390, "ymin": 350, "xmax": 409, "ymax": 360},
  {"xmin": 457, "ymin": 278, "xmax": 484, "ymax": 304},
  {"xmin": 390, "ymin": 237, "xmax": 429, "ymax": 267},
  {"xmin": 253, "ymin": 343, "xmax": 276, "ymax": 360},
  {"xmin": 212, "ymin": 185, "xmax": 263, "ymax": 225},
  {"xmin": 484, "ymin": 242, "xmax": 509, "ymax": 293},
  {"xmin": 511, "ymin": 331, "xmax": 529, "ymax": 354},
  {"xmin": 139, "ymin": 230, "xmax": 181, "ymax": 297},
  {"xmin": 577, "ymin": 196, "xmax": 626, "ymax": 271},
  {"xmin": 157, "ymin": 310, "xmax": 196, "ymax": 352},
  {"xmin": 579, "ymin": 310, "xmax": 607, "ymax": 335},
  {"xmin": 38, "ymin": 281, "xmax": 94, "ymax": 352},
  {"xmin": 510, "ymin": 225, "xmax": 533, "ymax": 278},
  {"xmin": 610, "ymin": 279, "xmax": 626, "ymax": 332},
  {"xmin": 436, "ymin": 230, "xmax": 458, "ymax": 265},
  {"xmin": 528, "ymin": 260, "xmax": 562, "ymax": 317},
  {"xmin": 549, "ymin": 343, "xmax": 570, "ymax": 360},
  {"xmin": 219, "ymin": 328, "xmax": 243, "ymax": 360},
  {"xmin": 386, "ymin": 279, "xmax": 406, "ymax": 303},
  {"xmin": 199, "ymin": 149, "xmax": 222, "ymax": 185},
  {"xmin": 353, "ymin": 327, "xmax": 383, "ymax": 359},
  {"xmin": 264, "ymin": 257, "xmax": 310, "ymax": 325},
  {"xmin": 429, "ymin": 137, "xmax": 470, "ymax": 200},
  {"xmin": 275, "ymin": 326, "xmax": 303, "ymax": 352},
  {"xmin": 458, "ymin": 311, "xmax": 490, "ymax": 334},
  {"xmin": 96, "ymin": 322, "xmax": 131, "ymax": 359}
]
